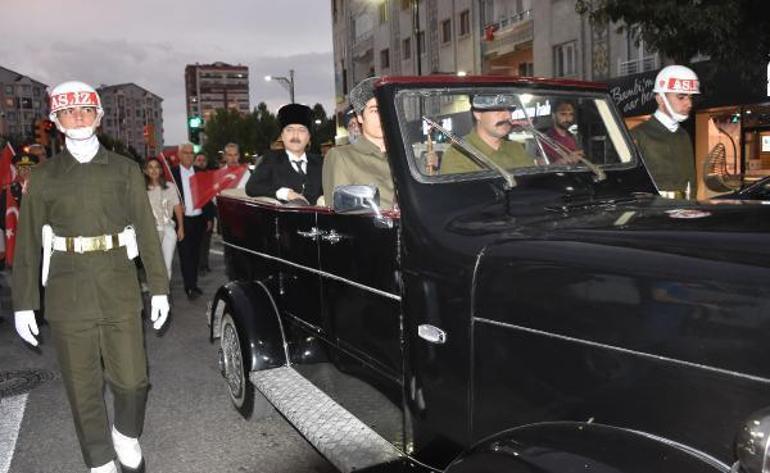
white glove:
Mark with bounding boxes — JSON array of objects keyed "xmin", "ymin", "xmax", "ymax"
[
  {"xmin": 15, "ymin": 310, "xmax": 39, "ymax": 346},
  {"xmin": 150, "ymin": 295, "xmax": 170, "ymax": 330}
]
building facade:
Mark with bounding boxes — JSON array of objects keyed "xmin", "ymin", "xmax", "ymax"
[
  {"xmin": 98, "ymin": 83, "xmax": 164, "ymax": 159},
  {"xmin": 0, "ymin": 65, "xmax": 48, "ymax": 142},
  {"xmin": 184, "ymin": 62, "xmax": 250, "ymax": 124},
  {"xmin": 331, "ymin": 0, "xmax": 542, "ymax": 139},
  {"xmin": 532, "ymin": 0, "xmax": 659, "ymax": 82}
]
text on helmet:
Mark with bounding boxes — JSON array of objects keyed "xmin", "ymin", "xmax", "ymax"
[{"xmin": 50, "ymin": 91, "xmax": 99, "ymax": 111}]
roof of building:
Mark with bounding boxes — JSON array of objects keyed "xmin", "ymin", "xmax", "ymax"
[
  {"xmin": 0, "ymin": 65, "xmax": 48, "ymax": 87},
  {"xmin": 96, "ymin": 82, "xmax": 163, "ymax": 101}
]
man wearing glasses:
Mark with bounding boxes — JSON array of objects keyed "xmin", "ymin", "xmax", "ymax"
[{"xmin": 12, "ymin": 80, "xmax": 169, "ymax": 473}]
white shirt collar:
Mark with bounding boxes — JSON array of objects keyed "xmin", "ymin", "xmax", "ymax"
[
  {"xmin": 286, "ymin": 151, "xmax": 307, "ymax": 163},
  {"xmin": 653, "ymin": 109, "xmax": 680, "ymax": 132}
]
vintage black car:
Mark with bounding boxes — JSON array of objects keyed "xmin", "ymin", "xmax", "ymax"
[
  {"xmin": 209, "ymin": 76, "xmax": 770, "ymax": 473},
  {"xmin": 718, "ymin": 176, "xmax": 770, "ymax": 201}
]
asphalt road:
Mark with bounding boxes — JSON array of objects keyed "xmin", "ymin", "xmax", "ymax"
[{"xmin": 0, "ymin": 237, "xmax": 336, "ymax": 473}]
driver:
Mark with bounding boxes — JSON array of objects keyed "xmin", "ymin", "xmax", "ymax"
[{"xmin": 438, "ymin": 95, "xmax": 533, "ymax": 174}]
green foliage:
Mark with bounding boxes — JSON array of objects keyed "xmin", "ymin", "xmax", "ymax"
[
  {"xmin": 201, "ymin": 102, "xmax": 336, "ymax": 161},
  {"xmin": 575, "ymin": 0, "xmax": 770, "ymax": 82}
]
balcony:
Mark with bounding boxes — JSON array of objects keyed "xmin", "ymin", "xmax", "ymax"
[
  {"xmin": 618, "ymin": 55, "xmax": 659, "ymax": 76},
  {"xmin": 481, "ymin": 10, "xmax": 533, "ymax": 58}
]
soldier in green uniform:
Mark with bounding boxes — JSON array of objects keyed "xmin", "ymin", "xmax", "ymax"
[
  {"xmin": 439, "ymin": 95, "xmax": 534, "ymax": 174},
  {"xmin": 323, "ymin": 77, "xmax": 396, "ymax": 210},
  {"xmin": 12, "ymin": 81, "xmax": 170, "ymax": 473},
  {"xmin": 631, "ymin": 64, "xmax": 700, "ymax": 199}
]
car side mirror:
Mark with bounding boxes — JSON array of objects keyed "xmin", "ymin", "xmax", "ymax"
[
  {"xmin": 332, "ymin": 185, "xmax": 381, "ymax": 215},
  {"xmin": 733, "ymin": 407, "xmax": 770, "ymax": 473}
]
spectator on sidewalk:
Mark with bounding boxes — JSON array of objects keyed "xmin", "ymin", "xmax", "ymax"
[
  {"xmin": 171, "ymin": 143, "xmax": 215, "ymax": 299},
  {"xmin": 144, "ymin": 157, "xmax": 184, "ymax": 279}
]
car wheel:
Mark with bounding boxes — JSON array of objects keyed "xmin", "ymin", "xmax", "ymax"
[{"xmin": 219, "ymin": 311, "xmax": 254, "ymax": 418}]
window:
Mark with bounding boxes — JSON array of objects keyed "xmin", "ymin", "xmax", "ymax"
[
  {"xmin": 441, "ymin": 19, "xmax": 452, "ymax": 44},
  {"xmin": 459, "ymin": 10, "xmax": 470, "ymax": 36},
  {"xmin": 381, "ymin": 48, "xmax": 390, "ymax": 69},
  {"xmin": 403, "ymin": 37, "xmax": 412, "ymax": 60},
  {"xmin": 378, "ymin": 1, "xmax": 389, "ymax": 24},
  {"xmin": 33, "ymin": 87, "xmax": 41, "ymax": 97},
  {"xmin": 553, "ymin": 41, "xmax": 577, "ymax": 77},
  {"xmin": 518, "ymin": 62, "xmax": 533, "ymax": 76},
  {"xmin": 4, "ymin": 85, "xmax": 13, "ymax": 95}
]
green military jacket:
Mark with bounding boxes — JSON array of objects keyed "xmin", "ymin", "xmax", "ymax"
[
  {"xmin": 631, "ymin": 116, "xmax": 697, "ymax": 197},
  {"xmin": 11, "ymin": 146, "xmax": 168, "ymax": 321},
  {"xmin": 440, "ymin": 129, "xmax": 533, "ymax": 174},
  {"xmin": 322, "ymin": 136, "xmax": 395, "ymax": 210}
]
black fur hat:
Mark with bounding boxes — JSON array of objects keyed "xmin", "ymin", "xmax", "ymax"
[{"xmin": 278, "ymin": 103, "xmax": 313, "ymax": 130}]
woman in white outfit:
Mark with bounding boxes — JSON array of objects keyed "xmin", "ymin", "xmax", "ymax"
[{"xmin": 144, "ymin": 157, "xmax": 184, "ymax": 278}]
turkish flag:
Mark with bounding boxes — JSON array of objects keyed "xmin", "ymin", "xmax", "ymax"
[
  {"xmin": 0, "ymin": 143, "xmax": 16, "ymax": 188},
  {"xmin": 157, "ymin": 152, "xmax": 176, "ymax": 185},
  {"xmin": 1, "ymin": 144, "xmax": 17, "ymax": 264},
  {"xmin": 190, "ymin": 165, "xmax": 248, "ymax": 209},
  {"xmin": 5, "ymin": 185, "xmax": 18, "ymax": 265}
]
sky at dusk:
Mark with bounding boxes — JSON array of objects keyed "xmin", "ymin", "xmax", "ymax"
[{"xmin": 0, "ymin": 0, "xmax": 335, "ymax": 144}]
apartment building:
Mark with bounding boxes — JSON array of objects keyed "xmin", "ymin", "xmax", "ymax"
[
  {"xmin": 0, "ymin": 65, "xmax": 48, "ymax": 141},
  {"xmin": 98, "ymin": 83, "xmax": 164, "ymax": 159},
  {"xmin": 185, "ymin": 62, "xmax": 250, "ymax": 123}
]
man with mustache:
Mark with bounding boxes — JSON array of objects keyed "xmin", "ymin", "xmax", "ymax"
[
  {"xmin": 438, "ymin": 95, "xmax": 533, "ymax": 174},
  {"xmin": 246, "ymin": 103, "xmax": 323, "ymax": 205}
]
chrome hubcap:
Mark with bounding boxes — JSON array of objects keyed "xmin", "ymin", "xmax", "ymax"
[{"xmin": 221, "ymin": 322, "xmax": 243, "ymax": 400}]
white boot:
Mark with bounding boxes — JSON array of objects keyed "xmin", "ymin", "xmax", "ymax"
[
  {"xmin": 111, "ymin": 426, "xmax": 143, "ymax": 469},
  {"xmin": 90, "ymin": 461, "xmax": 118, "ymax": 473}
]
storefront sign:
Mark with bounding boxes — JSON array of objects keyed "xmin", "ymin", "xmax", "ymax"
[{"xmin": 608, "ymin": 73, "xmax": 656, "ymax": 116}]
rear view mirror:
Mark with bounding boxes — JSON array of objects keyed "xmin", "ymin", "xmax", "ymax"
[{"xmin": 332, "ymin": 185, "xmax": 381, "ymax": 215}]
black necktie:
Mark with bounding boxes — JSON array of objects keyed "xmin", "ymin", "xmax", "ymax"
[{"xmin": 292, "ymin": 161, "xmax": 305, "ymax": 175}]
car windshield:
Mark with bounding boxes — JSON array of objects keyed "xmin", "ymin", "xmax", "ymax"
[{"xmin": 395, "ymin": 88, "xmax": 635, "ymax": 183}]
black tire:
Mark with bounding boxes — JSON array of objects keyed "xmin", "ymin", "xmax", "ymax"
[{"xmin": 220, "ymin": 312, "xmax": 254, "ymax": 418}]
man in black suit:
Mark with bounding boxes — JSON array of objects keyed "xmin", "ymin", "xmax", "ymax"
[
  {"xmin": 171, "ymin": 143, "xmax": 215, "ymax": 300},
  {"xmin": 246, "ymin": 104, "xmax": 323, "ymax": 205}
]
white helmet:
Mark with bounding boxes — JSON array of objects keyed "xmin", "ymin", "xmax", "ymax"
[
  {"xmin": 653, "ymin": 65, "xmax": 700, "ymax": 95},
  {"xmin": 48, "ymin": 81, "xmax": 104, "ymax": 138}
]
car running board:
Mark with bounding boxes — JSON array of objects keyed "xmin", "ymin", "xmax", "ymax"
[{"xmin": 250, "ymin": 366, "xmax": 404, "ymax": 472}]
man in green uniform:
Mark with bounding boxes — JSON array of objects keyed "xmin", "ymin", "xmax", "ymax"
[
  {"xmin": 631, "ymin": 64, "xmax": 700, "ymax": 199},
  {"xmin": 12, "ymin": 81, "xmax": 169, "ymax": 473},
  {"xmin": 323, "ymin": 77, "xmax": 396, "ymax": 210},
  {"xmin": 439, "ymin": 95, "xmax": 534, "ymax": 174}
]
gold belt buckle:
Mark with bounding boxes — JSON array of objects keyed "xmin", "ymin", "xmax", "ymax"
[{"xmin": 89, "ymin": 236, "xmax": 107, "ymax": 252}]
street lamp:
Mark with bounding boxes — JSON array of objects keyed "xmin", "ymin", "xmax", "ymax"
[{"xmin": 264, "ymin": 69, "xmax": 295, "ymax": 103}]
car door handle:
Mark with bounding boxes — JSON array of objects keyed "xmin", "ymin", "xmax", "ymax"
[
  {"xmin": 418, "ymin": 324, "xmax": 447, "ymax": 344},
  {"xmin": 296, "ymin": 227, "xmax": 322, "ymax": 240},
  {"xmin": 320, "ymin": 229, "xmax": 347, "ymax": 245}
]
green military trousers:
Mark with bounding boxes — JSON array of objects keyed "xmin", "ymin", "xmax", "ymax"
[{"xmin": 49, "ymin": 313, "xmax": 148, "ymax": 468}]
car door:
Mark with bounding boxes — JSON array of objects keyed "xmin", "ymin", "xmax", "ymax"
[{"xmin": 316, "ymin": 210, "xmax": 404, "ymax": 449}]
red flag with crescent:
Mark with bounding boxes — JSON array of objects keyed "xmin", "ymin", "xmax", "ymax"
[
  {"xmin": 1, "ymin": 144, "xmax": 18, "ymax": 265},
  {"xmin": 189, "ymin": 165, "xmax": 248, "ymax": 209}
]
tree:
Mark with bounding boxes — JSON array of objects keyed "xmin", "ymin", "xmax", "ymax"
[
  {"xmin": 309, "ymin": 103, "xmax": 336, "ymax": 154},
  {"xmin": 575, "ymin": 0, "xmax": 770, "ymax": 84}
]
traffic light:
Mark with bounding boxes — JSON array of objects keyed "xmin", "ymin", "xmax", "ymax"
[
  {"xmin": 188, "ymin": 115, "xmax": 203, "ymax": 145},
  {"xmin": 34, "ymin": 119, "xmax": 50, "ymax": 146}
]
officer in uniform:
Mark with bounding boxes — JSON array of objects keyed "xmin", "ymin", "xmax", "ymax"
[
  {"xmin": 439, "ymin": 94, "xmax": 533, "ymax": 175},
  {"xmin": 632, "ymin": 64, "xmax": 700, "ymax": 199},
  {"xmin": 12, "ymin": 81, "xmax": 170, "ymax": 473},
  {"xmin": 322, "ymin": 77, "xmax": 396, "ymax": 210}
]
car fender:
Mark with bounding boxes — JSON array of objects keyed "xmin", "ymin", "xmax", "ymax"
[
  {"xmin": 445, "ymin": 422, "xmax": 729, "ymax": 473},
  {"xmin": 208, "ymin": 279, "xmax": 288, "ymax": 372}
]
